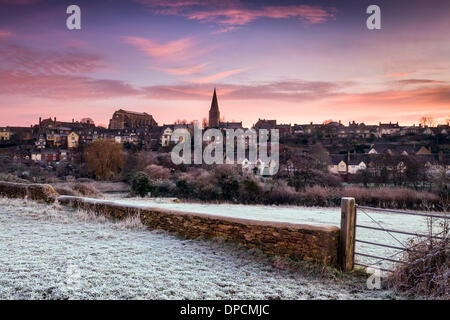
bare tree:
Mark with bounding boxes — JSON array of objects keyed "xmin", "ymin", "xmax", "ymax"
[
  {"xmin": 175, "ymin": 119, "xmax": 187, "ymax": 125},
  {"xmin": 419, "ymin": 116, "xmax": 436, "ymax": 127},
  {"xmin": 201, "ymin": 117, "xmax": 208, "ymax": 128}
]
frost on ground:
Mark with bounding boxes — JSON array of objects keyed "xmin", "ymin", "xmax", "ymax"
[
  {"xmin": 0, "ymin": 197, "xmax": 397, "ymax": 300},
  {"xmin": 107, "ymin": 196, "xmax": 444, "ymax": 272}
]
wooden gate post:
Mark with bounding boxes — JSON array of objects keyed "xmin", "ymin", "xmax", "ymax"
[{"xmin": 339, "ymin": 197, "xmax": 356, "ymax": 271}]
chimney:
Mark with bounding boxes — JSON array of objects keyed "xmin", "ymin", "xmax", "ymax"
[
  {"xmin": 72, "ymin": 119, "xmax": 74, "ymax": 123},
  {"xmin": 39, "ymin": 117, "xmax": 41, "ymax": 126}
]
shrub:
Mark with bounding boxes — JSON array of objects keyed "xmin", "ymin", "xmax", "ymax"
[
  {"xmin": 217, "ymin": 173, "xmax": 240, "ymax": 201},
  {"xmin": 152, "ymin": 180, "xmax": 174, "ymax": 196},
  {"xmin": 145, "ymin": 164, "xmax": 171, "ymax": 180},
  {"xmin": 200, "ymin": 187, "xmax": 221, "ymax": 201},
  {"xmin": 300, "ymin": 185, "xmax": 331, "ymax": 206},
  {"xmin": 342, "ymin": 186, "xmax": 439, "ymax": 210},
  {"xmin": 264, "ymin": 180, "xmax": 299, "ymax": 205},
  {"xmin": 388, "ymin": 221, "xmax": 449, "ymax": 299},
  {"xmin": 131, "ymin": 171, "xmax": 152, "ymax": 197},
  {"xmin": 72, "ymin": 183, "xmax": 100, "ymax": 197},
  {"xmin": 239, "ymin": 177, "xmax": 263, "ymax": 203},
  {"xmin": 175, "ymin": 179, "xmax": 195, "ymax": 198}
]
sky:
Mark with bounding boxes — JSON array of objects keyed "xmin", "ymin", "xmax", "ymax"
[{"xmin": 0, "ymin": 0, "xmax": 449, "ymax": 128}]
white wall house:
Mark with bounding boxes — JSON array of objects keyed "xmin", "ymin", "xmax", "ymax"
[
  {"xmin": 161, "ymin": 127, "xmax": 173, "ymax": 147},
  {"xmin": 348, "ymin": 161, "xmax": 367, "ymax": 174},
  {"xmin": 241, "ymin": 158, "xmax": 278, "ymax": 176}
]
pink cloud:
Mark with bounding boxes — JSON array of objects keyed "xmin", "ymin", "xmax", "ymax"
[
  {"xmin": 0, "ymin": 30, "xmax": 12, "ymax": 38},
  {"xmin": 383, "ymin": 72, "xmax": 415, "ymax": 78},
  {"xmin": 395, "ymin": 79, "xmax": 445, "ymax": 86},
  {"xmin": 0, "ymin": 42, "xmax": 105, "ymax": 75},
  {"xmin": 65, "ymin": 39, "xmax": 89, "ymax": 50},
  {"xmin": 192, "ymin": 67, "xmax": 249, "ymax": 83},
  {"xmin": 149, "ymin": 62, "xmax": 209, "ymax": 75},
  {"xmin": 186, "ymin": 5, "xmax": 335, "ymax": 26},
  {"xmin": 133, "ymin": 0, "xmax": 206, "ymax": 7},
  {"xmin": 123, "ymin": 36, "xmax": 203, "ymax": 62},
  {"xmin": 139, "ymin": 79, "xmax": 450, "ymax": 117},
  {"xmin": 333, "ymin": 86, "xmax": 450, "ymax": 107},
  {"xmin": 141, "ymin": 79, "xmax": 348, "ymax": 100},
  {"xmin": 134, "ymin": 1, "xmax": 335, "ymax": 32},
  {"xmin": 0, "ymin": 70, "xmax": 140, "ymax": 100}
]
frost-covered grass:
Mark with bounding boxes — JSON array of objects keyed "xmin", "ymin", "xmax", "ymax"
[
  {"xmin": 0, "ymin": 197, "xmax": 397, "ymax": 300},
  {"xmin": 106, "ymin": 196, "xmax": 445, "ymax": 272}
]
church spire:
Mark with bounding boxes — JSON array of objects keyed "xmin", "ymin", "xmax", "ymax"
[
  {"xmin": 208, "ymin": 88, "xmax": 220, "ymax": 128},
  {"xmin": 211, "ymin": 88, "xmax": 218, "ymax": 111}
]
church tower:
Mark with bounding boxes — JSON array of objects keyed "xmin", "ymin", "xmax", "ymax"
[{"xmin": 208, "ymin": 88, "xmax": 220, "ymax": 128}]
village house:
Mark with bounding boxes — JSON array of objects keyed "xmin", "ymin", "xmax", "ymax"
[
  {"xmin": 241, "ymin": 158, "xmax": 278, "ymax": 176},
  {"xmin": 36, "ymin": 117, "xmax": 95, "ymax": 133},
  {"xmin": 0, "ymin": 128, "xmax": 11, "ymax": 142},
  {"xmin": 7, "ymin": 127, "xmax": 35, "ymax": 141},
  {"xmin": 67, "ymin": 131, "xmax": 79, "ymax": 149},
  {"xmin": 254, "ymin": 119, "xmax": 277, "ymax": 130},
  {"xmin": 31, "ymin": 149, "xmax": 67, "ymax": 163},
  {"xmin": 436, "ymin": 124, "xmax": 449, "ymax": 135},
  {"xmin": 75, "ymin": 127, "xmax": 99, "ymax": 144},
  {"xmin": 378, "ymin": 122, "xmax": 400, "ymax": 136},
  {"xmin": 399, "ymin": 124, "xmax": 422, "ymax": 136},
  {"xmin": 292, "ymin": 124, "xmax": 304, "ymax": 134},
  {"xmin": 160, "ymin": 125, "xmax": 174, "ymax": 147},
  {"xmin": 45, "ymin": 133, "xmax": 65, "ymax": 148},
  {"xmin": 160, "ymin": 123, "xmax": 196, "ymax": 147},
  {"xmin": 35, "ymin": 134, "xmax": 46, "ymax": 149},
  {"xmin": 366, "ymin": 144, "xmax": 431, "ymax": 156},
  {"xmin": 219, "ymin": 121, "xmax": 243, "ymax": 130},
  {"xmin": 275, "ymin": 124, "xmax": 292, "ymax": 137}
]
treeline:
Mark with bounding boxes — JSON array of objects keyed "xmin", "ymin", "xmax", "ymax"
[{"xmin": 129, "ymin": 165, "xmax": 446, "ymax": 211}]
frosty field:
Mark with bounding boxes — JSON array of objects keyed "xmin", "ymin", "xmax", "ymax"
[
  {"xmin": 0, "ymin": 197, "xmax": 397, "ymax": 300},
  {"xmin": 108, "ymin": 196, "xmax": 443, "ymax": 271}
]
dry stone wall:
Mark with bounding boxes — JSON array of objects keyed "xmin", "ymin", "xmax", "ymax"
[
  {"xmin": 0, "ymin": 181, "xmax": 58, "ymax": 203},
  {"xmin": 58, "ymin": 196, "xmax": 340, "ymax": 266}
]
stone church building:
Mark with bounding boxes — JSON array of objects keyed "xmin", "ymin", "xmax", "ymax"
[{"xmin": 108, "ymin": 109, "xmax": 157, "ymax": 130}]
